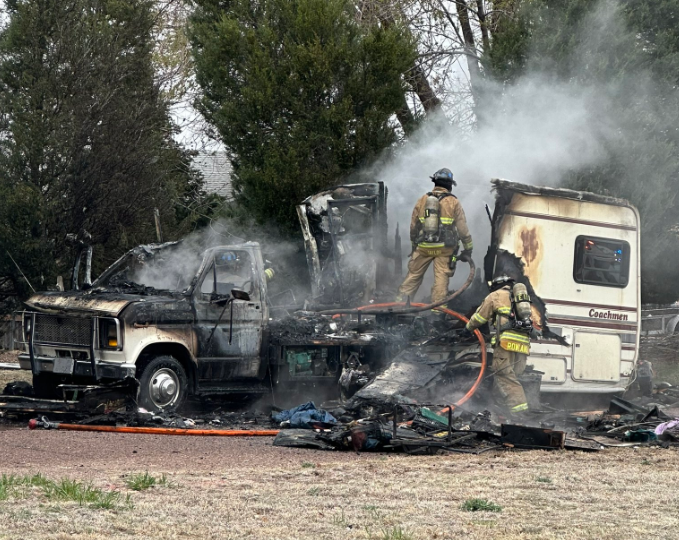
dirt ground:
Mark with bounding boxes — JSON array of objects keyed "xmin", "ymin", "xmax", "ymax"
[
  {"xmin": 2, "ymin": 340, "xmax": 679, "ymax": 540},
  {"xmin": 1, "ymin": 428, "xmax": 679, "ymax": 540}
]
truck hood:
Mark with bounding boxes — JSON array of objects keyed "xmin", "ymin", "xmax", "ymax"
[{"xmin": 24, "ymin": 291, "xmax": 173, "ymax": 317}]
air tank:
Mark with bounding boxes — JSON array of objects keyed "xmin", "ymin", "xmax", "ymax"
[
  {"xmin": 422, "ymin": 195, "xmax": 440, "ymax": 242},
  {"xmin": 512, "ymin": 282, "xmax": 532, "ymax": 322}
]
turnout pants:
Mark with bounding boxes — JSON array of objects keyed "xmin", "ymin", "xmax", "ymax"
[
  {"xmin": 398, "ymin": 247, "xmax": 454, "ymax": 303},
  {"xmin": 492, "ymin": 347, "xmax": 528, "ymax": 410}
]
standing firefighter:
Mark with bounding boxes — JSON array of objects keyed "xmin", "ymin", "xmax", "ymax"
[
  {"xmin": 463, "ymin": 275, "xmax": 534, "ymax": 414},
  {"xmin": 397, "ymin": 168, "xmax": 473, "ymax": 303}
]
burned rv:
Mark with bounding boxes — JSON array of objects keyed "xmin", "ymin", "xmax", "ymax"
[
  {"xmin": 487, "ymin": 179, "xmax": 640, "ymax": 397},
  {"xmin": 11, "ymin": 178, "xmax": 641, "ymax": 414}
]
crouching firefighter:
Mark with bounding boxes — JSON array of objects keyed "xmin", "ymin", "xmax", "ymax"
[
  {"xmin": 463, "ymin": 275, "xmax": 535, "ymax": 414},
  {"xmin": 397, "ymin": 168, "xmax": 473, "ymax": 303}
]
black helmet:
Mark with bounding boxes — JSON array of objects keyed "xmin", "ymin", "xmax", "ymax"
[
  {"xmin": 490, "ymin": 274, "xmax": 514, "ymax": 291},
  {"xmin": 430, "ymin": 168, "xmax": 456, "ymax": 189}
]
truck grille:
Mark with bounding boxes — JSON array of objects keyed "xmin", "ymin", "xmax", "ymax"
[{"xmin": 33, "ymin": 314, "xmax": 92, "ymax": 347}]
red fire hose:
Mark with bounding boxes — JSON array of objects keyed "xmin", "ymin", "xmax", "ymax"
[
  {"xmin": 319, "ymin": 258, "xmax": 487, "ymax": 412},
  {"xmin": 358, "ymin": 303, "xmax": 486, "ymax": 412},
  {"xmin": 28, "ymin": 418, "xmax": 279, "ymax": 436}
]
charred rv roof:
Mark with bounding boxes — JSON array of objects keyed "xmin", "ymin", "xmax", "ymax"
[{"xmin": 491, "ymin": 178, "xmax": 632, "ymax": 208}]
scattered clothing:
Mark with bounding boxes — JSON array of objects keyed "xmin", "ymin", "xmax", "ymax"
[{"xmin": 272, "ymin": 401, "xmax": 337, "ymax": 429}]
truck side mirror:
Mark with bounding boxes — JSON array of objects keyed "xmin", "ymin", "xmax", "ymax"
[{"xmin": 231, "ymin": 289, "xmax": 250, "ymax": 301}]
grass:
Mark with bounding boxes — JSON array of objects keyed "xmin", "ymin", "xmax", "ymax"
[
  {"xmin": 332, "ymin": 507, "xmax": 348, "ymax": 528},
  {"xmin": 380, "ymin": 525, "xmax": 413, "ymax": 540},
  {"xmin": 301, "ymin": 462, "xmax": 315, "ymax": 469},
  {"xmin": 0, "ymin": 473, "xmax": 52, "ymax": 500},
  {"xmin": 535, "ymin": 475, "xmax": 553, "ymax": 483},
  {"xmin": 43, "ymin": 478, "xmax": 128, "ymax": 509},
  {"xmin": 0, "ymin": 473, "xmax": 129, "ymax": 509},
  {"xmin": 461, "ymin": 498, "xmax": 503, "ymax": 513},
  {"xmin": 124, "ymin": 472, "xmax": 168, "ymax": 491},
  {"xmin": 1, "ymin": 445, "xmax": 679, "ymax": 539}
]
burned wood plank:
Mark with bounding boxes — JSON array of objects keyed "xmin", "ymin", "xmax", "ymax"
[{"xmin": 501, "ymin": 424, "xmax": 565, "ymax": 450}]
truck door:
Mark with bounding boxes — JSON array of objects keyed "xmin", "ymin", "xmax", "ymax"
[{"xmin": 193, "ymin": 249, "xmax": 264, "ymax": 382}]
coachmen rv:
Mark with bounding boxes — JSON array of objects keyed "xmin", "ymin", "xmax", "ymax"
[{"xmin": 487, "ymin": 179, "xmax": 640, "ymax": 397}]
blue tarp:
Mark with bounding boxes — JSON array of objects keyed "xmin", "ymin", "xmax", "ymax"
[{"xmin": 272, "ymin": 401, "xmax": 337, "ymax": 429}]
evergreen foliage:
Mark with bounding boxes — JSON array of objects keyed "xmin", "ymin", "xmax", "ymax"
[
  {"xmin": 189, "ymin": 0, "xmax": 416, "ymax": 233},
  {"xmin": 0, "ymin": 0, "xmax": 202, "ymax": 300}
]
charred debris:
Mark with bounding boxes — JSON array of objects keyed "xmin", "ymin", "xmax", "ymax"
[
  {"xmin": 297, "ymin": 182, "xmax": 402, "ymax": 309},
  {"xmin": 2, "ymin": 178, "xmax": 664, "ymax": 457}
]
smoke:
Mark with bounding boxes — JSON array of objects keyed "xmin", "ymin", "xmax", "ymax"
[
  {"xmin": 368, "ymin": 4, "xmax": 648, "ymax": 300},
  {"xmin": 370, "ymin": 78, "xmax": 619, "ymax": 298},
  {"xmin": 100, "ymin": 216, "xmax": 309, "ymax": 304}
]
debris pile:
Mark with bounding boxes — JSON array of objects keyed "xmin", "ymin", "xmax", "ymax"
[{"xmin": 272, "ymin": 392, "xmax": 679, "ymax": 454}]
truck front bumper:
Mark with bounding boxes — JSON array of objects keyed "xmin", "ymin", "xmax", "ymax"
[{"xmin": 18, "ymin": 354, "xmax": 136, "ymax": 380}]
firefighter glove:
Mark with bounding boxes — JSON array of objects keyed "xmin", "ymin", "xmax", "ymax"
[
  {"xmin": 459, "ymin": 327, "xmax": 473, "ymax": 339},
  {"xmin": 458, "ymin": 249, "xmax": 473, "ymax": 263},
  {"xmin": 411, "ymin": 242, "xmax": 417, "ymax": 255}
]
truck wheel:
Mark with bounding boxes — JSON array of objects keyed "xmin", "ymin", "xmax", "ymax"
[{"xmin": 137, "ymin": 356, "xmax": 188, "ymax": 412}]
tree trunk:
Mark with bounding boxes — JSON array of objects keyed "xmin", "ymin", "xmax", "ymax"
[
  {"xmin": 372, "ymin": 2, "xmax": 442, "ymax": 119},
  {"xmin": 456, "ymin": 0, "xmax": 484, "ymax": 121},
  {"xmin": 407, "ymin": 63, "xmax": 442, "ymax": 113},
  {"xmin": 476, "ymin": 0, "xmax": 490, "ymax": 52},
  {"xmin": 396, "ymin": 94, "xmax": 417, "ymax": 135}
]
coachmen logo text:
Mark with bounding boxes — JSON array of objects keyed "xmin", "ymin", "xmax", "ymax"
[{"xmin": 589, "ymin": 308, "xmax": 629, "ymax": 321}]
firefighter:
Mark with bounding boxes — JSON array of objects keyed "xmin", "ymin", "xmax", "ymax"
[
  {"xmin": 397, "ymin": 168, "xmax": 473, "ymax": 303},
  {"xmin": 463, "ymin": 275, "xmax": 532, "ymax": 414}
]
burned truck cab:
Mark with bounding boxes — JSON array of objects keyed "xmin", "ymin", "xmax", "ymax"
[{"xmin": 18, "ymin": 241, "xmax": 270, "ymax": 410}]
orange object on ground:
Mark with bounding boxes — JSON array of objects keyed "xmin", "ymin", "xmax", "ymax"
[{"xmin": 27, "ymin": 420, "xmax": 279, "ymax": 437}]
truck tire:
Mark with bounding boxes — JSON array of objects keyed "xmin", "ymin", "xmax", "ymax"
[{"xmin": 137, "ymin": 356, "xmax": 188, "ymax": 412}]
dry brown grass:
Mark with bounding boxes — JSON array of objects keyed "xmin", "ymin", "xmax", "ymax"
[
  {"xmin": 1, "ymin": 447, "xmax": 679, "ymax": 540},
  {"xmin": 0, "ymin": 351, "xmax": 31, "ymax": 391}
]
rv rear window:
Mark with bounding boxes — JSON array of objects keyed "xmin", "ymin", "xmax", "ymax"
[{"xmin": 573, "ymin": 236, "xmax": 630, "ymax": 288}]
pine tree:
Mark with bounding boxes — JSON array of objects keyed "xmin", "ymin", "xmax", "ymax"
[
  {"xmin": 0, "ymin": 0, "xmax": 201, "ymax": 299},
  {"xmin": 189, "ymin": 0, "xmax": 416, "ymax": 233}
]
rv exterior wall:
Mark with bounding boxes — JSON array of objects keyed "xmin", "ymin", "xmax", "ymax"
[{"xmin": 497, "ymin": 192, "xmax": 640, "ymax": 394}]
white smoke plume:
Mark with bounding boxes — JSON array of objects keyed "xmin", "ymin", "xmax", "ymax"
[{"xmin": 373, "ymin": 74, "xmax": 625, "ymax": 298}]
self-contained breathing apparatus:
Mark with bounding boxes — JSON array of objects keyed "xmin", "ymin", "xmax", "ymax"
[
  {"xmin": 494, "ymin": 279, "xmax": 534, "ymax": 354},
  {"xmin": 417, "ymin": 191, "xmax": 456, "ymax": 246},
  {"xmin": 510, "ymin": 282, "xmax": 533, "ymax": 332}
]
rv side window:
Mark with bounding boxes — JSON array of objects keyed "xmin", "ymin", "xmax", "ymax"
[{"xmin": 573, "ymin": 236, "xmax": 630, "ymax": 288}]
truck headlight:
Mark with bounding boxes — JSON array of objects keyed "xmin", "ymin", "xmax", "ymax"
[{"xmin": 99, "ymin": 318, "xmax": 122, "ymax": 350}]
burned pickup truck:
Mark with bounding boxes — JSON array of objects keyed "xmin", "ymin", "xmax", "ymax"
[
  {"xmin": 18, "ymin": 240, "xmax": 401, "ymax": 411},
  {"xmin": 16, "ymin": 182, "xmax": 408, "ymax": 412}
]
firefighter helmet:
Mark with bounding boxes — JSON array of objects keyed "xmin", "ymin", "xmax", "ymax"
[
  {"xmin": 490, "ymin": 274, "xmax": 514, "ymax": 290},
  {"xmin": 430, "ymin": 168, "xmax": 456, "ymax": 188}
]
